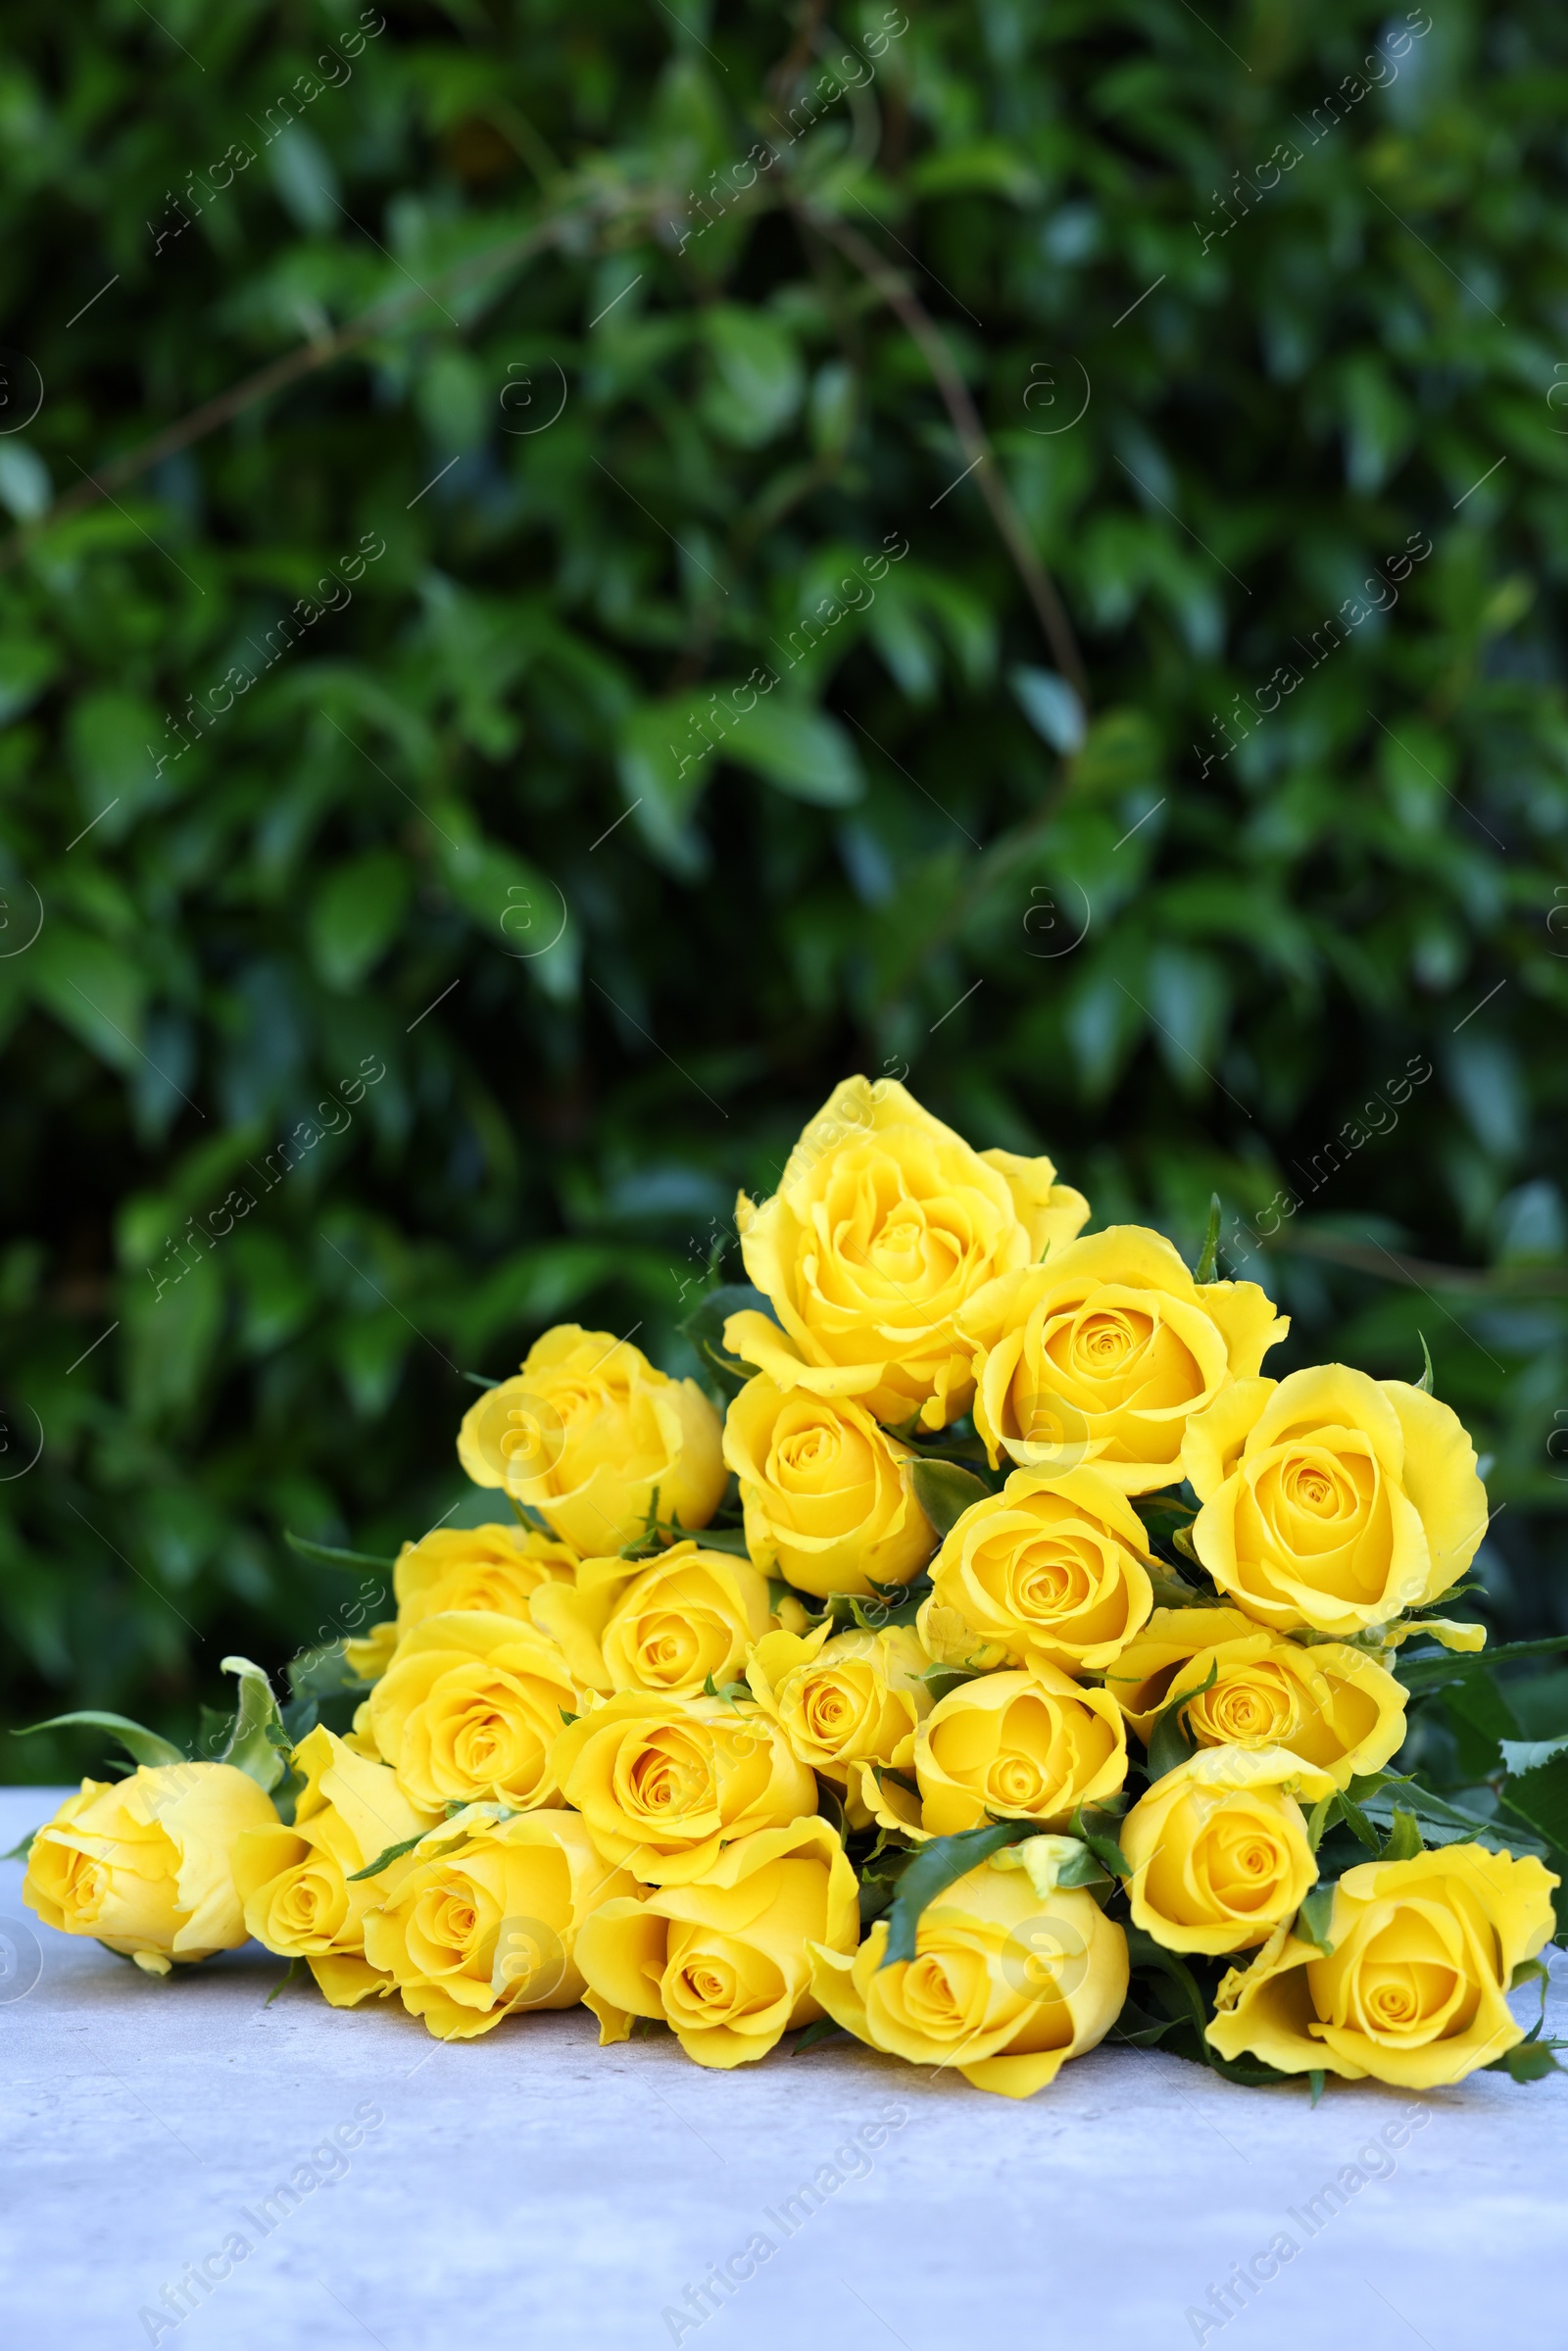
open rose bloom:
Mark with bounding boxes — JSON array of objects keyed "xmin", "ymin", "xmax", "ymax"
[{"xmin": 22, "ymin": 1076, "xmax": 1560, "ymax": 2106}]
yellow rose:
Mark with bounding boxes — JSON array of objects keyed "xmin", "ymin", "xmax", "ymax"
[
  {"xmin": 722, "ymin": 1376, "xmax": 936, "ymax": 1597},
  {"xmin": 232, "ymin": 1727, "xmax": 437, "ymax": 2006},
  {"xmin": 724, "ymin": 1074, "xmax": 1088, "ymax": 1432},
  {"xmin": 344, "ymin": 1523, "xmax": 577, "ymax": 1682},
  {"xmin": 361, "ymin": 1807, "xmax": 635, "ymax": 2039},
  {"xmin": 366, "ymin": 1610, "xmax": 581, "ymax": 1812},
  {"xmin": 917, "ymin": 1466, "xmax": 1155, "ymax": 1676},
  {"xmin": 1183, "ymin": 1365, "xmax": 1490, "ymax": 1637},
  {"xmin": 809, "ymin": 1868, "xmax": 1127, "ymax": 2098},
  {"xmin": 574, "ymin": 1817, "xmax": 860, "ymax": 2067},
  {"xmin": 1122, "ymin": 1744, "xmax": 1334, "ymax": 1955},
  {"xmin": 529, "ymin": 1541, "xmax": 772, "ymax": 1698},
  {"xmin": 553, "ymin": 1690, "xmax": 817, "ymax": 1885},
  {"xmin": 1207, "ymin": 1846, "xmax": 1559, "ymax": 2087},
  {"xmin": 23, "ymin": 1763, "xmax": 277, "ymax": 1976},
  {"xmin": 745, "ymin": 1622, "xmax": 932, "ymax": 1825},
  {"xmin": 959, "ymin": 1226, "xmax": 1288, "ymax": 1492},
  {"xmin": 1104, "ymin": 1606, "xmax": 1407, "ymax": 1789},
  {"xmin": 906, "ymin": 1665, "xmax": 1128, "ymax": 1837},
  {"xmin": 457, "ymin": 1324, "xmax": 725, "ymax": 1553}
]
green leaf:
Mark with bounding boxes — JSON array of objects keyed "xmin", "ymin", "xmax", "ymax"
[
  {"xmin": 721, "ymin": 696, "xmax": 864, "ymax": 808},
  {"xmin": 217, "ymin": 1656, "xmax": 290, "ymax": 1794},
  {"xmin": 678, "ymin": 1283, "xmax": 775, "ymax": 1398},
  {"xmin": 286, "ymin": 1641, "xmax": 370, "ymax": 1706},
  {"xmin": 2, "ymin": 1827, "xmax": 39, "ymax": 1862},
  {"xmin": 908, "ymin": 1456, "xmax": 991, "ymax": 1539},
  {"xmin": 1337, "ymin": 1788, "xmax": 1383, "ymax": 1854},
  {"xmin": 10, "ymin": 1710, "xmax": 184, "ymax": 1768},
  {"xmin": 1194, "ymin": 1193, "xmax": 1221, "ymax": 1284},
  {"xmin": 1395, "ymin": 1636, "xmax": 1568, "ymax": 1694},
  {"xmin": 284, "ymin": 1531, "xmax": 398, "ymax": 1573},
  {"xmin": 1500, "ymin": 1736, "xmax": 1568, "ymax": 1776},
  {"xmin": 1498, "ymin": 1744, "xmax": 1568, "ymax": 1854},
  {"xmin": 879, "ymin": 1820, "xmax": 1039, "ymax": 1966}
]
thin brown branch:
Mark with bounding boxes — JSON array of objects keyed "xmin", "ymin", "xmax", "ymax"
[
  {"xmin": 1270, "ymin": 1228, "xmax": 1568, "ymax": 1297},
  {"xmin": 0, "ymin": 214, "xmax": 567, "ymax": 577},
  {"xmin": 804, "ymin": 206, "xmax": 1090, "ymax": 705}
]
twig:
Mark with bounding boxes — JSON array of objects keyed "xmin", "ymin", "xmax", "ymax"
[
  {"xmin": 803, "ymin": 206, "xmax": 1089, "ymax": 703},
  {"xmin": 0, "ymin": 213, "xmax": 571, "ymax": 575}
]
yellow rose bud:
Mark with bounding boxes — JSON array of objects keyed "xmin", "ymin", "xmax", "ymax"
[
  {"xmin": 553, "ymin": 1690, "xmax": 817, "ymax": 1885},
  {"xmin": 457, "ymin": 1324, "xmax": 725, "ymax": 1554},
  {"xmin": 721, "ymin": 1376, "xmax": 936, "ymax": 1597},
  {"xmin": 529, "ymin": 1542, "xmax": 771, "ymax": 1698},
  {"xmin": 908, "ymin": 1665, "xmax": 1128, "ymax": 1837},
  {"xmin": 745, "ymin": 1623, "xmax": 932, "ymax": 1826},
  {"xmin": 808, "ymin": 1869, "xmax": 1127, "ymax": 2098},
  {"xmin": 917, "ymin": 1465, "xmax": 1155, "ymax": 1676},
  {"xmin": 23, "ymin": 1763, "xmax": 278, "ymax": 1976},
  {"xmin": 1122, "ymin": 1744, "xmax": 1335, "ymax": 1955},
  {"xmin": 343, "ymin": 1524, "xmax": 577, "ymax": 1683},
  {"xmin": 232, "ymin": 1727, "xmax": 438, "ymax": 2007},
  {"xmin": 1183, "ymin": 1365, "xmax": 1489, "ymax": 1638},
  {"xmin": 1207, "ymin": 1846, "xmax": 1559, "ymax": 2087},
  {"xmin": 1105, "ymin": 1606, "xmax": 1407, "ymax": 1789},
  {"xmin": 574, "ymin": 1817, "xmax": 860, "ymax": 2067},
  {"xmin": 361, "ymin": 1807, "xmax": 635, "ymax": 2039},
  {"xmin": 366, "ymin": 1610, "xmax": 582, "ymax": 1813},
  {"xmin": 959, "ymin": 1226, "xmax": 1288, "ymax": 1492},
  {"xmin": 725, "ymin": 1074, "xmax": 1088, "ymax": 1432}
]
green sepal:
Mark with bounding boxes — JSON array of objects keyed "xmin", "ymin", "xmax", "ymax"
[
  {"xmin": 1489, "ymin": 2041, "xmax": 1565, "ymax": 2083},
  {"xmin": 1296, "ymin": 1886, "xmax": 1336, "ymax": 1954},
  {"xmin": 908, "ymin": 1456, "xmax": 992, "ymax": 1539},
  {"xmin": 1194, "ymin": 1193, "xmax": 1221, "ymax": 1284},
  {"xmin": 1336, "ymin": 1787, "xmax": 1382, "ymax": 1855},
  {"xmin": 872, "ymin": 1763, "xmax": 922, "ymax": 1799},
  {"xmin": 688, "ymin": 1524, "xmax": 753, "ymax": 1557},
  {"xmin": 559, "ymin": 1707, "xmax": 579, "ymax": 1727},
  {"xmin": 678, "ymin": 1283, "xmax": 776, "ymax": 1399},
  {"xmin": 791, "ymin": 2017, "xmax": 850, "ymax": 2053},
  {"xmin": 1382, "ymin": 1804, "xmax": 1425, "ymax": 1861},
  {"xmin": 1414, "ymin": 1332, "xmax": 1435, "ymax": 1394},
  {"xmin": 1144, "ymin": 1661, "xmax": 1217, "ymax": 1782},
  {"xmin": 348, "ymin": 1829, "xmax": 433, "ymax": 1882},
  {"xmin": 265, "ymin": 1954, "xmax": 312, "ymax": 2008},
  {"xmin": 1306, "ymin": 1790, "xmax": 1340, "ymax": 1854},
  {"xmin": 878, "ymin": 1819, "xmax": 1039, "ymax": 1966},
  {"xmin": 2, "ymin": 1827, "xmax": 38, "ymax": 1863},
  {"xmin": 1070, "ymin": 1796, "xmax": 1130, "ymax": 1879},
  {"xmin": 216, "ymin": 1657, "xmax": 290, "ymax": 1795},
  {"xmin": 284, "ymin": 1530, "xmax": 397, "ymax": 1573},
  {"xmin": 9, "ymin": 1710, "xmax": 185, "ymax": 1769},
  {"xmin": 814, "ymin": 1777, "xmax": 847, "ymax": 1836},
  {"xmin": 1307, "ymin": 2069, "xmax": 1327, "ymax": 2108},
  {"xmin": 460, "ymin": 1370, "xmax": 500, "ymax": 1389}
]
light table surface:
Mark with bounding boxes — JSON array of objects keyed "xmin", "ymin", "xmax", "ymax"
[{"xmin": 2, "ymin": 1787, "xmax": 1563, "ymax": 2351}]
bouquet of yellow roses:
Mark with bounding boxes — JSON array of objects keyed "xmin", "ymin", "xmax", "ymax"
[{"xmin": 19, "ymin": 1077, "xmax": 1566, "ymax": 2099}]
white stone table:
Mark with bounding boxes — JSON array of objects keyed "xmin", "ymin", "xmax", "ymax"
[{"xmin": 2, "ymin": 1786, "xmax": 1563, "ymax": 2351}]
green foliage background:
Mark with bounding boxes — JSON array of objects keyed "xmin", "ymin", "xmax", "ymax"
[{"xmin": 2, "ymin": 0, "xmax": 1567, "ymax": 1785}]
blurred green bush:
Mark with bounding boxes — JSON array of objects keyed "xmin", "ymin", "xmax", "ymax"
[{"xmin": 2, "ymin": 0, "xmax": 1566, "ymax": 1778}]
